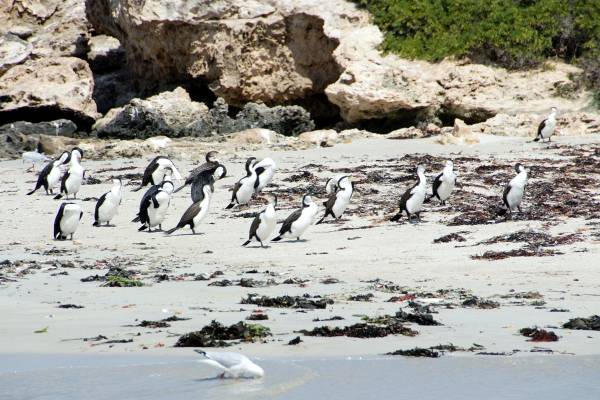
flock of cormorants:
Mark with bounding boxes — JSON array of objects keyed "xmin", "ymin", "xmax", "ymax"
[{"xmin": 23, "ymin": 108, "xmax": 558, "ymax": 243}]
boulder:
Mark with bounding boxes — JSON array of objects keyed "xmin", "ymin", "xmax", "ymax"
[
  {"xmin": 87, "ymin": 35, "xmax": 125, "ymax": 73},
  {"xmin": 92, "ymin": 68, "xmax": 138, "ymax": 114},
  {"xmin": 86, "ymin": 0, "xmax": 343, "ymax": 107},
  {"xmin": 226, "ymin": 129, "xmax": 283, "ymax": 145},
  {"xmin": 0, "ymin": 131, "xmax": 38, "ymax": 159},
  {"xmin": 38, "ymin": 134, "xmax": 79, "ymax": 155},
  {"xmin": 0, "ymin": 33, "xmax": 32, "ymax": 74},
  {"xmin": 0, "ymin": 119, "xmax": 77, "ymax": 136},
  {"xmin": 0, "ymin": 57, "xmax": 99, "ymax": 128},
  {"xmin": 298, "ymin": 129, "xmax": 338, "ymax": 146},
  {"xmin": 436, "ymin": 119, "xmax": 479, "ymax": 145},
  {"xmin": 93, "ymin": 87, "xmax": 209, "ymax": 139}
]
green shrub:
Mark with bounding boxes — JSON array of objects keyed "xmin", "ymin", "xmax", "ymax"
[{"xmin": 353, "ymin": 0, "xmax": 600, "ymax": 70}]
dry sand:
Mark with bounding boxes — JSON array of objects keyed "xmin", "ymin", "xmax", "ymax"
[{"xmin": 1, "ymin": 134, "xmax": 599, "ymax": 358}]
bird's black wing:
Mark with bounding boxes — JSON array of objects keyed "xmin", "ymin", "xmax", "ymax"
[
  {"xmin": 248, "ymin": 211, "xmax": 263, "ymax": 239},
  {"xmin": 231, "ymin": 181, "xmax": 243, "ymax": 203},
  {"xmin": 54, "ymin": 203, "xmax": 66, "ymax": 239},
  {"xmin": 185, "ymin": 161, "xmax": 218, "ymax": 185},
  {"xmin": 60, "ymin": 171, "xmax": 70, "ymax": 194},
  {"xmin": 537, "ymin": 119, "xmax": 547, "ymax": 138},
  {"xmin": 190, "ymin": 170, "xmax": 216, "ymax": 202},
  {"xmin": 432, "ymin": 173, "xmax": 443, "ymax": 199},
  {"xmin": 95, "ymin": 193, "xmax": 108, "ymax": 223},
  {"xmin": 323, "ymin": 190, "xmax": 337, "ymax": 212},
  {"xmin": 36, "ymin": 161, "xmax": 54, "ymax": 188},
  {"xmin": 176, "ymin": 201, "xmax": 202, "ymax": 228},
  {"xmin": 502, "ymin": 183, "xmax": 511, "ymax": 208},
  {"xmin": 279, "ymin": 209, "xmax": 302, "ymax": 235},
  {"xmin": 399, "ymin": 182, "xmax": 418, "ymax": 212}
]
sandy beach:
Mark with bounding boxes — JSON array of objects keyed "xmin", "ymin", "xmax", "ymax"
[{"xmin": 1, "ymin": 134, "xmax": 599, "ymax": 363}]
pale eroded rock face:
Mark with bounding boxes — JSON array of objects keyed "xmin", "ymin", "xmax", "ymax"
[
  {"xmin": 86, "ymin": 0, "xmax": 343, "ymax": 107},
  {"xmin": 0, "ymin": 34, "xmax": 32, "ymax": 74},
  {"xmin": 0, "ymin": 57, "xmax": 99, "ymax": 128}
]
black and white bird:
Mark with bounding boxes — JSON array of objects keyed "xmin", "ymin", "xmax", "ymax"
[
  {"xmin": 54, "ymin": 148, "xmax": 85, "ymax": 200},
  {"xmin": 53, "ymin": 202, "xmax": 83, "ymax": 240},
  {"xmin": 252, "ymin": 157, "xmax": 276, "ymax": 193},
  {"xmin": 190, "ymin": 164, "xmax": 227, "ymax": 203},
  {"xmin": 391, "ymin": 165, "xmax": 427, "ymax": 223},
  {"xmin": 26, "ymin": 150, "xmax": 71, "ymax": 195},
  {"xmin": 534, "ymin": 107, "xmax": 557, "ymax": 142},
  {"xmin": 498, "ymin": 163, "xmax": 528, "ymax": 217},
  {"xmin": 194, "ymin": 350, "xmax": 264, "ymax": 379},
  {"xmin": 166, "ymin": 182, "xmax": 213, "ymax": 235},
  {"xmin": 174, "ymin": 151, "xmax": 223, "ymax": 194},
  {"xmin": 317, "ymin": 175, "xmax": 353, "ymax": 224},
  {"xmin": 225, "ymin": 157, "xmax": 257, "ymax": 209},
  {"xmin": 93, "ymin": 178, "xmax": 123, "ymax": 227},
  {"xmin": 272, "ymin": 194, "xmax": 318, "ymax": 242},
  {"xmin": 242, "ymin": 194, "xmax": 277, "ymax": 247},
  {"xmin": 137, "ymin": 179, "xmax": 174, "ymax": 232},
  {"xmin": 325, "ymin": 174, "xmax": 346, "ymax": 195},
  {"xmin": 427, "ymin": 160, "xmax": 457, "ymax": 205},
  {"xmin": 22, "ymin": 143, "xmax": 50, "ymax": 172},
  {"xmin": 132, "ymin": 156, "xmax": 182, "ymax": 192}
]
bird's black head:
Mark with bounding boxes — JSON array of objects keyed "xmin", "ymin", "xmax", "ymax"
[
  {"xmin": 302, "ymin": 194, "xmax": 313, "ymax": 207},
  {"xmin": 71, "ymin": 147, "xmax": 84, "ymax": 160},
  {"xmin": 206, "ymin": 151, "xmax": 219, "ymax": 162},
  {"xmin": 514, "ymin": 163, "xmax": 525, "ymax": 173}
]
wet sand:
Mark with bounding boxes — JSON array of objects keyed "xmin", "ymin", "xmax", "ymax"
[{"xmin": 0, "ymin": 134, "xmax": 599, "ymax": 359}]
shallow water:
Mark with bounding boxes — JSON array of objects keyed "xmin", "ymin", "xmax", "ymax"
[{"xmin": 1, "ymin": 354, "xmax": 599, "ymax": 400}]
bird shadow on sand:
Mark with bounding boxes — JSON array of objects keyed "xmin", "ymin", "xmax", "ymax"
[{"xmin": 165, "ymin": 232, "xmax": 206, "ymax": 237}]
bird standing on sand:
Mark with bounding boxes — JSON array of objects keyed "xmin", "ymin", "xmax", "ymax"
[
  {"xmin": 190, "ymin": 164, "xmax": 227, "ymax": 203},
  {"xmin": 391, "ymin": 165, "xmax": 427, "ymax": 223},
  {"xmin": 22, "ymin": 143, "xmax": 50, "ymax": 172},
  {"xmin": 498, "ymin": 163, "xmax": 528, "ymax": 218},
  {"xmin": 26, "ymin": 151, "xmax": 71, "ymax": 195},
  {"xmin": 93, "ymin": 178, "xmax": 123, "ymax": 227},
  {"xmin": 252, "ymin": 157, "xmax": 276, "ymax": 193},
  {"xmin": 194, "ymin": 350, "xmax": 264, "ymax": 379},
  {"xmin": 534, "ymin": 107, "xmax": 557, "ymax": 142},
  {"xmin": 427, "ymin": 160, "xmax": 457, "ymax": 205},
  {"xmin": 54, "ymin": 148, "xmax": 85, "ymax": 200},
  {"xmin": 174, "ymin": 151, "xmax": 223, "ymax": 194},
  {"xmin": 226, "ymin": 157, "xmax": 257, "ymax": 209},
  {"xmin": 317, "ymin": 175, "xmax": 353, "ymax": 224},
  {"xmin": 242, "ymin": 194, "xmax": 277, "ymax": 247},
  {"xmin": 166, "ymin": 182, "xmax": 213, "ymax": 235},
  {"xmin": 133, "ymin": 156, "xmax": 182, "ymax": 192},
  {"xmin": 272, "ymin": 194, "xmax": 318, "ymax": 242},
  {"xmin": 137, "ymin": 179, "xmax": 174, "ymax": 232},
  {"xmin": 54, "ymin": 202, "xmax": 83, "ymax": 240}
]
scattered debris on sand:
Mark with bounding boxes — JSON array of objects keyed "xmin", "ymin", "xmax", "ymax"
[
  {"xmin": 562, "ymin": 315, "xmax": 600, "ymax": 330},
  {"xmin": 461, "ymin": 296, "xmax": 500, "ymax": 309},
  {"xmin": 520, "ymin": 327, "xmax": 559, "ymax": 342},
  {"xmin": 241, "ymin": 294, "xmax": 333, "ymax": 309},
  {"xmin": 175, "ymin": 321, "xmax": 271, "ymax": 347},
  {"xmin": 299, "ymin": 322, "xmax": 418, "ymax": 338},
  {"xmin": 288, "ymin": 336, "xmax": 303, "ymax": 345},
  {"xmin": 433, "ymin": 232, "xmax": 468, "ymax": 243},
  {"xmin": 386, "ymin": 347, "xmax": 441, "ymax": 358}
]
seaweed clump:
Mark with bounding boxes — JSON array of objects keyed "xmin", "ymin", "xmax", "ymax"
[{"xmin": 175, "ymin": 320, "xmax": 271, "ymax": 347}]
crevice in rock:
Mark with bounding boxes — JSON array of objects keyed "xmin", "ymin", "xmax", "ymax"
[
  {"xmin": 437, "ymin": 105, "xmax": 496, "ymax": 126},
  {"xmin": 337, "ymin": 107, "xmax": 438, "ymax": 134},
  {"xmin": 294, "ymin": 93, "xmax": 343, "ymax": 129},
  {"xmin": 0, "ymin": 106, "xmax": 94, "ymax": 132}
]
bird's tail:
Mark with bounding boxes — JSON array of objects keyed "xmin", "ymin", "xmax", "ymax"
[
  {"xmin": 271, "ymin": 235, "xmax": 282, "ymax": 242},
  {"xmin": 92, "ymin": 221, "xmax": 100, "ymax": 227},
  {"xmin": 242, "ymin": 239, "xmax": 251, "ymax": 246},
  {"xmin": 53, "ymin": 193, "xmax": 63, "ymax": 200},
  {"xmin": 165, "ymin": 226, "xmax": 179, "ymax": 235},
  {"xmin": 131, "ymin": 215, "xmax": 140, "ymax": 223},
  {"xmin": 496, "ymin": 207, "xmax": 508, "ymax": 217},
  {"xmin": 225, "ymin": 202, "xmax": 235, "ymax": 209},
  {"xmin": 533, "ymin": 136, "xmax": 540, "ymax": 142},
  {"xmin": 390, "ymin": 213, "xmax": 402, "ymax": 222},
  {"xmin": 26, "ymin": 186, "xmax": 39, "ymax": 195},
  {"xmin": 315, "ymin": 215, "xmax": 326, "ymax": 225},
  {"xmin": 138, "ymin": 225, "xmax": 148, "ymax": 231},
  {"xmin": 423, "ymin": 195, "xmax": 433, "ymax": 204}
]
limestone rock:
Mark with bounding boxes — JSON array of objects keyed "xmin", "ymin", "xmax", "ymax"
[
  {"xmin": 0, "ymin": 119, "xmax": 77, "ymax": 136},
  {"xmin": 298, "ymin": 129, "xmax": 339, "ymax": 146},
  {"xmin": 87, "ymin": 35, "xmax": 125, "ymax": 73},
  {"xmin": 226, "ymin": 129, "xmax": 283, "ymax": 145},
  {"xmin": 0, "ymin": 57, "xmax": 99, "ymax": 128},
  {"xmin": 436, "ymin": 119, "xmax": 479, "ymax": 145},
  {"xmin": 86, "ymin": 0, "xmax": 343, "ymax": 106},
  {"xmin": 93, "ymin": 87, "xmax": 209, "ymax": 139},
  {"xmin": 0, "ymin": 34, "xmax": 32, "ymax": 74},
  {"xmin": 38, "ymin": 134, "xmax": 79, "ymax": 155},
  {"xmin": 0, "ymin": 131, "xmax": 37, "ymax": 159}
]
